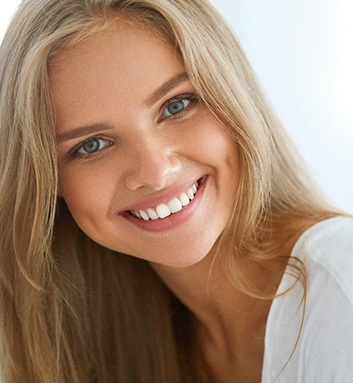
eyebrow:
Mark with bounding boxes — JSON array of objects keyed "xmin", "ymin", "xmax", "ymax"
[
  {"xmin": 56, "ymin": 72, "xmax": 190, "ymax": 144},
  {"xmin": 146, "ymin": 72, "xmax": 189, "ymax": 106},
  {"xmin": 56, "ymin": 123, "xmax": 113, "ymax": 144}
]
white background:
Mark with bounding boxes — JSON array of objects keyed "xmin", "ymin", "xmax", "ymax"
[{"xmin": 1, "ymin": 1, "xmax": 352, "ymax": 213}]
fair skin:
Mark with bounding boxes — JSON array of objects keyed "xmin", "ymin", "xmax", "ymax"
[
  {"xmin": 52, "ymin": 22, "xmax": 282, "ymax": 382},
  {"xmin": 52, "ymin": 24, "xmax": 240, "ymax": 269}
]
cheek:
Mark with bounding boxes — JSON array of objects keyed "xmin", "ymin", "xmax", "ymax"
[
  {"xmin": 58, "ymin": 165, "xmax": 113, "ymax": 222},
  {"xmin": 194, "ymin": 120, "xmax": 239, "ymax": 172},
  {"xmin": 199, "ymin": 121, "xmax": 241, "ymax": 198}
]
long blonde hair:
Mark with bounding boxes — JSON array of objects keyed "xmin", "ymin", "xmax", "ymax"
[{"xmin": 0, "ymin": 0, "xmax": 335, "ymax": 382}]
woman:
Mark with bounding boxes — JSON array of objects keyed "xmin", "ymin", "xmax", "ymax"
[{"xmin": 0, "ymin": 0, "xmax": 352, "ymax": 382}]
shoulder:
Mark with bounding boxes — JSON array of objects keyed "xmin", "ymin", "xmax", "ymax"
[
  {"xmin": 293, "ymin": 215, "xmax": 353, "ymax": 306},
  {"xmin": 262, "ymin": 216, "xmax": 353, "ymax": 382},
  {"xmin": 293, "ymin": 215, "xmax": 353, "ymax": 264}
]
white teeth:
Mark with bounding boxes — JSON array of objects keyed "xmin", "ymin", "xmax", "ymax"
[
  {"xmin": 179, "ymin": 192, "xmax": 190, "ymax": 206},
  {"xmin": 186, "ymin": 188, "xmax": 194, "ymax": 200},
  {"xmin": 130, "ymin": 181, "xmax": 200, "ymax": 221},
  {"xmin": 139, "ymin": 210, "xmax": 149, "ymax": 221},
  {"xmin": 156, "ymin": 204, "xmax": 171, "ymax": 218},
  {"xmin": 168, "ymin": 197, "xmax": 182, "ymax": 213},
  {"xmin": 147, "ymin": 208, "xmax": 159, "ymax": 220}
]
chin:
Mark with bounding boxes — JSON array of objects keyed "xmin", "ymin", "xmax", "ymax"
[{"xmin": 147, "ymin": 239, "xmax": 218, "ymax": 270}]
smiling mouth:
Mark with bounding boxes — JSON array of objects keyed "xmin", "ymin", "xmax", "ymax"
[{"xmin": 129, "ymin": 179, "xmax": 202, "ymax": 221}]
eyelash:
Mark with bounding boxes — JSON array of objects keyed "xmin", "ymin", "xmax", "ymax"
[
  {"xmin": 159, "ymin": 93, "xmax": 198, "ymax": 122},
  {"xmin": 70, "ymin": 93, "xmax": 198, "ymax": 159},
  {"xmin": 71, "ymin": 136, "xmax": 111, "ymax": 159}
]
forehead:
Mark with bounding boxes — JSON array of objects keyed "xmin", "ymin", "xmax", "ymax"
[
  {"xmin": 50, "ymin": 22, "xmax": 185, "ymax": 128},
  {"xmin": 50, "ymin": 20, "xmax": 173, "ymax": 84}
]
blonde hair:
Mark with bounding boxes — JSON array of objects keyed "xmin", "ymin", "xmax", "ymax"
[{"xmin": 0, "ymin": 0, "xmax": 335, "ymax": 382}]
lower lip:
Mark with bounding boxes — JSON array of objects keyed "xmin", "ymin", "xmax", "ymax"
[{"xmin": 121, "ymin": 177, "xmax": 207, "ymax": 232}]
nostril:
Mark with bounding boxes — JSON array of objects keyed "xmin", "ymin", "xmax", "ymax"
[{"xmin": 123, "ymin": 151, "xmax": 181, "ymax": 192}]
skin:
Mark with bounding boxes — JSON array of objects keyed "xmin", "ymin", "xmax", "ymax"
[
  {"xmin": 52, "ymin": 24, "xmax": 240, "ymax": 269},
  {"xmin": 52, "ymin": 22, "xmax": 276, "ymax": 383}
]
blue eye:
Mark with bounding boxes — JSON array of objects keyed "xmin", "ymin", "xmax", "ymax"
[
  {"xmin": 76, "ymin": 137, "xmax": 110, "ymax": 156},
  {"xmin": 162, "ymin": 95, "xmax": 196, "ymax": 120},
  {"xmin": 164, "ymin": 99, "xmax": 190, "ymax": 117}
]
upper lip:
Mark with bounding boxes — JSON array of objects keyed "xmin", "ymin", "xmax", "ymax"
[{"xmin": 120, "ymin": 177, "xmax": 204, "ymax": 213}]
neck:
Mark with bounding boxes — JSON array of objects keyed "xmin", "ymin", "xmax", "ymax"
[
  {"xmin": 151, "ymin": 239, "xmax": 282, "ymax": 324},
  {"xmin": 149, "ymin": 215, "xmax": 317, "ymax": 382},
  {"xmin": 150, "ymin": 240, "xmax": 284, "ymax": 382}
]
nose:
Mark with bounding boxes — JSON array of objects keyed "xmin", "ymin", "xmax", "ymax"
[{"xmin": 123, "ymin": 136, "xmax": 181, "ymax": 191}]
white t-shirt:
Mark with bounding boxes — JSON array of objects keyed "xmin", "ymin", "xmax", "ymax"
[{"xmin": 262, "ymin": 216, "xmax": 353, "ymax": 383}]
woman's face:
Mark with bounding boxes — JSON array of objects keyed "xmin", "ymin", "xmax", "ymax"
[{"xmin": 52, "ymin": 22, "xmax": 240, "ymax": 268}]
